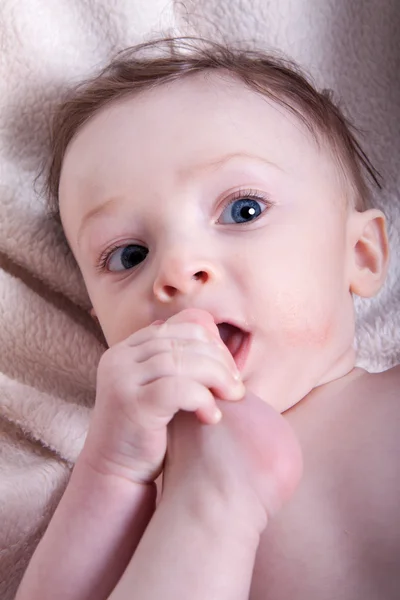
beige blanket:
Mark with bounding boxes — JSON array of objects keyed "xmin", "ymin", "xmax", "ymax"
[{"xmin": 0, "ymin": 0, "xmax": 399, "ymax": 597}]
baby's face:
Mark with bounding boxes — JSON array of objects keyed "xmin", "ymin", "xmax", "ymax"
[{"xmin": 59, "ymin": 72, "xmax": 360, "ymax": 411}]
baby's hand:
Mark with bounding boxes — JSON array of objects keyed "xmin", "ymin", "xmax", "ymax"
[
  {"xmin": 163, "ymin": 391, "xmax": 303, "ymax": 533},
  {"xmin": 83, "ymin": 309, "xmax": 245, "ymax": 484}
]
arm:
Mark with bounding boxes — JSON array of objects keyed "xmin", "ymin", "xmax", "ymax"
[
  {"xmin": 18, "ymin": 445, "xmax": 260, "ymax": 600},
  {"xmin": 17, "ymin": 311, "xmax": 301, "ymax": 600},
  {"xmin": 15, "ymin": 444, "xmax": 156, "ymax": 600},
  {"xmin": 16, "ymin": 309, "xmax": 243, "ymax": 600}
]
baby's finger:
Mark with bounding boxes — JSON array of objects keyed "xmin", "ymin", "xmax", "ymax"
[
  {"xmin": 126, "ymin": 320, "xmax": 219, "ymax": 349},
  {"xmin": 166, "ymin": 309, "xmax": 221, "ymax": 343},
  {"xmin": 136, "ymin": 378, "xmax": 223, "ymax": 428},
  {"xmin": 195, "ymin": 404, "xmax": 223, "ymax": 425},
  {"xmin": 133, "ymin": 337, "xmax": 238, "ymax": 376},
  {"xmin": 138, "ymin": 352, "xmax": 245, "ymax": 401}
]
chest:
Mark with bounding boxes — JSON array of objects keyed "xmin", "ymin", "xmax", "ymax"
[
  {"xmin": 248, "ymin": 440, "xmax": 400, "ymax": 600},
  {"xmin": 250, "ymin": 510, "xmax": 400, "ymax": 599}
]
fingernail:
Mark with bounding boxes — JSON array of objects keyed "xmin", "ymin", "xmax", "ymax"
[
  {"xmin": 232, "ymin": 381, "xmax": 246, "ymax": 400},
  {"xmin": 212, "ymin": 407, "xmax": 222, "ymax": 423},
  {"xmin": 233, "ymin": 368, "xmax": 241, "ymax": 381},
  {"xmin": 151, "ymin": 320, "xmax": 165, "ymax": 326}
]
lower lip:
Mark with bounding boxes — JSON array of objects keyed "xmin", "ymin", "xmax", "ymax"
[{"xmin": 233, "ymin": 332, "xmax": 251, "ymax": 372}]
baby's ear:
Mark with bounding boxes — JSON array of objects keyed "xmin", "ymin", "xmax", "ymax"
[{"xmin": 348, "ymin": 208, "xmax": 389, "ymax": 297}]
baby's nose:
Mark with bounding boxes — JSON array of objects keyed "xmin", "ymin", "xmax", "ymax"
[{"xmin": 153, "ymin": 254, "xmax": 218, "ymax": 303}]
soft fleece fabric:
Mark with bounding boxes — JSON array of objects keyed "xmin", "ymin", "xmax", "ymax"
[{"xmin": 0, "ymin": 0, "xmax": 399, "ymax": 596}]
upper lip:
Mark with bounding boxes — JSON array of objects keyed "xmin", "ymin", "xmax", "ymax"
[
  {"xmin": 156, "ymin": 308, "xmax": 250, "ymax": 334},
  {"xmin": 215, "ymin": 320, "xmax": 250, "ymax": 336},
  {"xmin": 211, "ymin": 314, "xmax": 250, "ymax": 334}
]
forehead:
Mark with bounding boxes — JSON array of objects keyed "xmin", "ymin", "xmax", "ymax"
[{"xmin": 59, "ymin": 72, "xmax": 338, "ymax": 225}]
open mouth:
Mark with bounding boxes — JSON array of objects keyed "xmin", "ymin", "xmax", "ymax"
[{"xmin": 216, "ymin": 322, "xmax": 251, "ymax": 371}]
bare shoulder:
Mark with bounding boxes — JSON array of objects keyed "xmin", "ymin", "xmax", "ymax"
[
  {"xmin": 363, "ymin": 362, "xmax": 400, "ymax": 394},
  {"xmin": 292, "ymin": 363, "xmax": 400, "ymax": 539},
  {"xmin": 354, "ymin": 363, "xmax": 400, "ymax": 421},
  {"xmin": 252, "ymin": 367, "xmax": 400, "ymax": 600},
  {"xmin": 347, "ymin": 364, "xmax": 400, "ymax": 455},
  {"xmin": 347, "ymin": 364, "xmax": 400, "ymax": 516}
]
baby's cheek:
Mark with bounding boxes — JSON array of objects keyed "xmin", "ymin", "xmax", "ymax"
[
  {"xmin": 272, "ymin": 292, "xmax": 335, "ymax": 348},
  {"xmin": 283, "ymin": 317, "xmax": 334, "ymax": 348}
]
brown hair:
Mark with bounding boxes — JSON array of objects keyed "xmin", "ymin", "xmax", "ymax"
[{"xmin": 45, "ymin": 36, "xmax": 381, "ymax": 224}]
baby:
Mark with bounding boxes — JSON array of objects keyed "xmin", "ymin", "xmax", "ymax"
[{"xmin": 16, "ymin": 37, "xmax": 400, "ymax": 599}]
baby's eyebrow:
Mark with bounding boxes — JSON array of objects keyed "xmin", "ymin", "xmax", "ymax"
[
  {"xmin": 181, "ymin": 151, "xmax": 281, "ymax": 177},
  {"xmin": 77, "ymin": 196, "xmax": 120, "ymax": 247},
  {"xmin": 77, "ymin": 152, "xmax": 281, "ymax": 246}
]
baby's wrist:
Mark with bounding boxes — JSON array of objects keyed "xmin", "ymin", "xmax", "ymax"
[
  {"xmin": 77, "ymin": 435, "xmax": 158, "ymax": 493},
  {"xmin": 81, "ymin": 423, "xmax": 162, "ymax": 486}
]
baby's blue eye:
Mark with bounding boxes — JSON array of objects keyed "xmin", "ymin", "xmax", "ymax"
[
  {"xmin": 218, "ymin": 197, "xmax": 266, "ymax": 224},
  {"xmin": 107, "ymin": 245, "xmax": 148, "ymax": 272}
]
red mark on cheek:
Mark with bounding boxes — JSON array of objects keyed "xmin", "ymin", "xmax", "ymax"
[
  {"xmin": 283, "ymin": 315, "xmax": 334, "ymax": 347},
  {"xmin": 271, "ymin": 294, "xmax": 334, "ymax": 348}
]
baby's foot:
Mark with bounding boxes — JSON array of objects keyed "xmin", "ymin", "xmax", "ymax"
[{"xmin": 163, "ymin": 390, "xmax": 303, "ymax": 532}]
